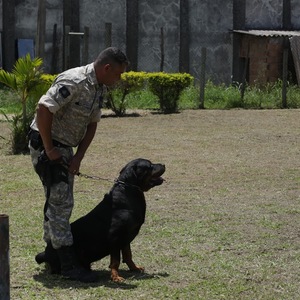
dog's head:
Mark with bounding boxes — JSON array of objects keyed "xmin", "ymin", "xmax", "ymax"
[{"xmin": 117, "ymin": 158, "xmax": 165, "ymax": 192}]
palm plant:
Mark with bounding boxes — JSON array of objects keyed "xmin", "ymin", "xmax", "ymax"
[{"xmin": 0, "ymin": 54, "xmax": 51, "ymax": 153}]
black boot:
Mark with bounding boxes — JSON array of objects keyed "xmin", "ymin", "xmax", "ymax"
[
  {"xmin": 35, "ymin": 251, "xmax": 46, "ymax": 264},
  {"xmin": 35, "ymin": 242, "xmax": 61, "ymax": 274},
  {"xmin": 57, "ymin": 245, "xmax": 97, "ymax": 283}
]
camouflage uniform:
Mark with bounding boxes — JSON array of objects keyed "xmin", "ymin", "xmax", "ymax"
[{"xmin": 29, "ymin": 63, "xmax": 104, "ymax": 249}]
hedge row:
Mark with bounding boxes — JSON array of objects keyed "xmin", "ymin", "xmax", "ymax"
[{"xmin": 108, "ymin": 71, "xmax": 194, "ymax": 115}]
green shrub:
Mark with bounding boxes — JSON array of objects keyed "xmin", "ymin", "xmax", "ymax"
[
  {"xmin": 286, "ymin": 84, "xmax": 300, "ymax": 108},
  {"xmin": 178, "ymin": 85, "xmax": 199, "ymax": 109},
  {"xmin": 147, "ymin": 72, "xmax": 194, "ymax": 113},
  {"xmin": 0, "ymin": 55, "xmax": 54, "ymax": 154},
  {"xmin": 106, "ymin": 71, "xmax": 148, "ymax": 116},
  {"xmin": 125, "ymin": 89, "xmax": 159, "ymax": 110},
  {"xmin": 205, "ymin": 81, "xmax": 241, "ymax": 109}
]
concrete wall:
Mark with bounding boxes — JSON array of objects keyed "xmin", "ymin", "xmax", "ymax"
[
  {"xmin": 246, "ymin": 0, "xmax": 282, "ymax": 29},
  {"xmin": 189, "ymin": 0, "xmax": 233, "ymax": 83},
  {"xmin": 80, "ymin": 0, "xmax": 126, "ymax": 59},
  {"xmin": 291, "ymin": 0, "xmax": 300, "ymax": 27},
  {"xmin": 138, "ymin": 1, "xmax": 180, "ymax": 72},
  {"xmin": 1, "ymin": 0, "xmax": 300, "ymax": 84}
]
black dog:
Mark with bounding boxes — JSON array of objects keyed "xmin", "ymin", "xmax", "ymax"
[{"xmin": 35, "ymin": 158, "xmax": 165, "ymax": 282}]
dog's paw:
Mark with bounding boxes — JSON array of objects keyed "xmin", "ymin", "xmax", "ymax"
[
  {"xmin": 110, "ymin": 268, "xmax": 125, "ymax": 283},
  {"xmin": 129, "ymin": 265, "xmax": 145, "ymax": 273},
  {"xmin": 111, "ymin": 274, "xmax": 125, "ymax": 283},
  {"xmin": 125, "ymin": 259, "xmax": 145, "ymax": 273}
]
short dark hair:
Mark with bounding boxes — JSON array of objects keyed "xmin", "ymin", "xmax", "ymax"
[{"xmin": 95, "ymin": 47, "xmax": 129, "ymax": 67}]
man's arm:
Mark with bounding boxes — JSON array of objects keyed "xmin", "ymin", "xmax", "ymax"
[
  {"xmin": 36, "ymin": 104, "xmax": 62, "ymax": 161},
  {"xmin": 68, "ymin": 122, "xmax": 98, "ymax": 174}
]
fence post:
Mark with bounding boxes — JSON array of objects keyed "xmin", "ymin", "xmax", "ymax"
[
  {"xmin": 282, "ymin": 38, "xmax": 289, "ymax": 108},
  {"xmin": 64, "ymin": 25, "xmax": 71, "ymax": 70},
  {"xmin": 199, "ymin": 47, "xmax": 206, "ymax": 109},
  {"xmin": 240, "ymin": 42, "xmax": 250, "ymax": 103},
  {"xmin": 51, "ymin": 24, "xmax": 58, "ymax": 74},
  {"xmin": 0, "ymin": 214, "xmax": 10, "ymax": 300}
]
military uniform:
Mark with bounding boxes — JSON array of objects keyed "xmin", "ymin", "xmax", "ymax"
[{"xmin": 29, "ymin": 63, "xmax": 104, "ymax": 250}]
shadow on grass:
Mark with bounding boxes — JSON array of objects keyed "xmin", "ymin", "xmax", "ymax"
[
  {"xmin": 33, "ymin": 268, "xmax": 169, "ymax": 290},
  {"xmin": 101, "ymin": 112, "xmax": 142, "ymax": 118}
]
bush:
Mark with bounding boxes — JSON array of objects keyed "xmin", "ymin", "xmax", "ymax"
[
  {"xmin": 0, "ymin": 55, "xmax": 54, "ymax": 154},
  {"xmin": 106, "ymin": 71, "xmax": 148, "ymax": 116},
  {"xmin": 205, "ymin": 81, "xmax": 241, "ymax": 109},
  {"xmin": 147, "ymin": 72, "xmax": 194, "ymax": 113},
  {"xmin": 105, "ymin": 72, "xmax": 194, "ymax": 115}
]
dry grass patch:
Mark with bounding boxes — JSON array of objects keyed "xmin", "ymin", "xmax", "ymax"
[{"xmin": 1, "ymin": 109, "xmax": 300, "ymax": 299}]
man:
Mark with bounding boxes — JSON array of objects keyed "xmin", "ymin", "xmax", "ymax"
[{"xmin": 29, "ymin": 47, "xmax": 129, "ymax": 282}]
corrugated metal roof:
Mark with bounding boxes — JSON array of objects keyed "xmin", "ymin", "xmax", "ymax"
[{"xmin": 233, "ymin": 30, "xmax": 300, "ymax": 37}]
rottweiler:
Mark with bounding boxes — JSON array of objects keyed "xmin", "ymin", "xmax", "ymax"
[{"xmin": 35, "ymin": 158, "xmax": 165, "ymax": 282}]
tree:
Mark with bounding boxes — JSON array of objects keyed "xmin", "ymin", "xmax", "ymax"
[{"xmin": 0, "ymin": 54, "xmax": 52, "ymax": 154}]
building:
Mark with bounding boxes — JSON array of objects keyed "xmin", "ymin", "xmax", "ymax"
[{"xmin": 1, "ymin": 0, "xmax": 300, "ymax": 85}]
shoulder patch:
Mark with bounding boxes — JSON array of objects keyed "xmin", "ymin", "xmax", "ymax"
[{"xmin": 59, "ymin": 86, "xmax": 70, "ymax": 98}]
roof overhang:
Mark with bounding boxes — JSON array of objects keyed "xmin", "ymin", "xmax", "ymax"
[{"xmin": 233, "ymin": 30, "xmax": 300, "ymax": 37}]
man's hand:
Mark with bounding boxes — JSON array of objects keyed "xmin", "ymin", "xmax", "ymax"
[
  {"xmin": 45, "ymin": 147, "xmax": 62, "ymax": 161},
  {"xmin": 68, "ymin": 153, "xmax": 83, "ymax": 175}
]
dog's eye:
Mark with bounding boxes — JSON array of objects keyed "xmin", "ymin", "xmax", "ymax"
[{"xmin": 148, "ymin": 164, "xmax": 154, "ymax": 171}]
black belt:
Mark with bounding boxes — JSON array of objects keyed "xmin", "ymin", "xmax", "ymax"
[{"xmin": 28, "ymin": 130, "xmax": 70, "ymax": 150}]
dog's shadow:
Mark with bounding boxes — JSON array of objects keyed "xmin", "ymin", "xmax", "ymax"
[{"xmin": 33, "ymin": 268, "xmax": 169, "ymax": 290}]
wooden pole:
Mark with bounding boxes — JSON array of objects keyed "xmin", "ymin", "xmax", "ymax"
[
  {"xmin": 63, "ymin": 0, "xmax": 80, "ymax": 68},
  {"xmin": 51, "ymin": 24, "xmax": 58, "ymax": 74},
  {"xmin": 282, "ymin": 38, "xmax": 289, "ymax": 108},
  {"xmin": 240, "ymin": 42, "xmax": 250, "ymax": 103},
  {"xmin": 199, "ymin": 47, "xmax": 206, "ymax": 109},
  {"xmin": 0, "ymin": 214, "xmax": 10, "ymax": 300},
  {"xmin": 64, "ymin": 25, "xmax": 71, "ymax": 70}
]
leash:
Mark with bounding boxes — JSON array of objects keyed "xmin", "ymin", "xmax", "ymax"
[
  {"xmin": 58, "ymin": 156, "xmax": 114, "ymax": 183},
  {"xmin": 76, "ymin": 171, "xmax": 113, "ymax": 183},
  {"xmin": 77, "ymin": 171, "xmax": 142, "ymax": 191},
  {"xmin": 43, "ymin": 153, "xmax": 143, "ymax": 190},
  {"xmin": 60, "ymin": 157, "xmax": 144, "ymax": 191}
]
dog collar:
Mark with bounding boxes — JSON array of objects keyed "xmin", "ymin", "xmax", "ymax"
[{"xmin": 114, "ymin": 179, "xmax": 142, "ymax": 192}]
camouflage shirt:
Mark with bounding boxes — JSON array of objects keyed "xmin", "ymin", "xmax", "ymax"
[{"xmin": 31, "ymin": 63, "xmax": 104, "ymax": 147}]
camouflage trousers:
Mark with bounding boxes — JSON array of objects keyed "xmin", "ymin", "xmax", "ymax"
[{"xmin": 29, "ymin": 142, "xmax": 75, "ymax": 249}]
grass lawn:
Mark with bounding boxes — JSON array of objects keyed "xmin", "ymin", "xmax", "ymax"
[{"xmin": 1, "ymin": 109, "xmax": 300, "ymax": 299}]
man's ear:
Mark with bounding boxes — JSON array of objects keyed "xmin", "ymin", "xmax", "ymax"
[{"xmin": 104, "ymin": 64, "xmax": 111, "ymax": 71}]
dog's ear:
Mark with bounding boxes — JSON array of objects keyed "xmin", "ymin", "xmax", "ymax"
[
  {"xmin": 118, "ymin": 159, "xmax": 152, "ymax": 183},
  {"xmin": 131, "ymin": 165, "xmax": 138, "ymax": 179},
  {"xmin": 118, "ymin": 161, "xmax": 138, "ymax": 182},
  {"xmin": 119, "ymin": 165, "xmax": 127, "ymax": 175}
]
